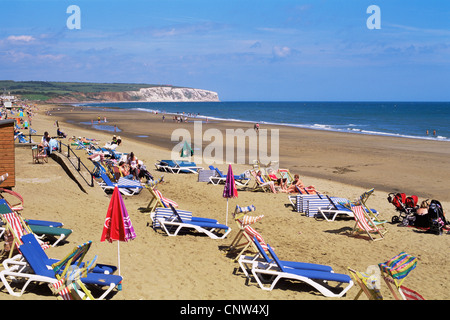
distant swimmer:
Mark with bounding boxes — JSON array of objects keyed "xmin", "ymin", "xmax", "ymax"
[
  {"xmin": 433, "ymin": 130, "xmax": 436, "ymax": 136},
  {"xmin": 426, "ymin": 130, "xmax": 429, "ymax": 135}
]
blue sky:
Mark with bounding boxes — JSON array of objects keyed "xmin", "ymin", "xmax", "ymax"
[{"xmin": 1, "ymin": 0, "xmax": 449, "ymax": 101}]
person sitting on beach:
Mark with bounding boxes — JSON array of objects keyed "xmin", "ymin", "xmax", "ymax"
[
  {"xmin": 111, "ymin": 135, "xmax": 118, "ymax": 145},
  {"xmin": 266, "ymin": 169, "xmax": 287, "ymax": 191},
  {"xmin": 116, "ymin": 136, "xmax": 122, "ymax": 146},
  {"xmin": 286, "ymin": 174, "xmax": 306, "ymax": 193},
  {"xmin": 57, "ymin": 127, "xmax": 67, "ymax": 138},
  {"xmin": 119, "ymin": 161, "xmax": 133, "ymax": 180},
  {"xmin": 127, "ymin": 152, "xmax": 139, "ymax": 180},
  {"xmin": 41, "ymin": 131, "xmax": 49, "ymax": 143},
  {"xmin": 256, "ymin": 171, "xmax": 279, "ymax": 193},
  {"xmin": 38, "ymin": 136, "xmax": 50, "ymax": 155}
]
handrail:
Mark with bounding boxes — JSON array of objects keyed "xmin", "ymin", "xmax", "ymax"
[{"xmin": 57, "ymin": 140, "xmax": 94, "ymax": 187}]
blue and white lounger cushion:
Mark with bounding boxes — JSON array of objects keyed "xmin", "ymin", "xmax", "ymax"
[{"xmin": 152, "ymin": 205, "xmax": 231, "ymax": 239}]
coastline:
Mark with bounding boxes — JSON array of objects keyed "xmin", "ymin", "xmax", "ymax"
[
  {"xmin": 50, "ymin": 103, "xmax": 450, "ymax": 202},
  {"xmin": 6, "ymin": 102, "xmax": 449, "ymax": 301}
]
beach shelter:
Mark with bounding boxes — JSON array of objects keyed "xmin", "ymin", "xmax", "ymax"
[
  {"xmin": 101, "ymin": 186, "xmax": 136, "ymax": 288},
  {"xmin": 180, "ymin": 140, "xmax": 193, "ymax": 158},
  {"xmin": 223, "ymin": 165, "xmax": 238, "ymax": 226}
]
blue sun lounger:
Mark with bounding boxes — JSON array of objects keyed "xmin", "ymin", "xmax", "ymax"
[
  {"xmin": 96, "ymin": 172, "xmax": 143, "ymax": 196},
  {"xmin": 0, "ymin": 233, "xmax": 122, "ymax": 299},
  {"xmin": 152, "ymin": 204, "xmax": 231, "ymax": 239},
  {"xmin": 250, "ymin": 243, "xmax": 353, "ymax": 297},
  {"xmin": 155, "ymin": 160, "xmax": 203, "ymax": 174},
  {"xmin": 238, "ymin": 236, "xmax": 334, "ymax": 278}
]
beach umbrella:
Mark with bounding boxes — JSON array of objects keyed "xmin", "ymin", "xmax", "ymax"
[
  {"xmin": 223, "ymin": 164, "xmax": 238, "ymax": 226},
  {"xmin": 100, "ymin": 186, "xmax": 136, "ymax": 288},
  {"xmin": 180, "ymin": 140, "xmax": 193, "ymax": 158}
]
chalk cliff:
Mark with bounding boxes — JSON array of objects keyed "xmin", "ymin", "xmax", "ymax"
[
  {"xmin": 46, "ymin": 86, "xmax": 219, "ymax": 103},
  {"xmin": 128, "ymin": 87, "xmax": 219, "ymax": 102}
]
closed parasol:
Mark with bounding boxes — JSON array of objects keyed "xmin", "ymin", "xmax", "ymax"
[
  {"xmin": 101, "ymin": 186, "xmax": 136, "ymax": 288},
  {"xmin": 223, "ymin": 164, "xmax": 238, "ymax": 226}
]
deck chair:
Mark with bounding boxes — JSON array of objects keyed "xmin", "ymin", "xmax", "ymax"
[
  {"xmin": 348, "ymin": 203, "xmax": 385, "ymax": 241},
  {"xmin": 348, "ymin": 266, "xmax": 383, "ymax": 300},
  {"xmin": 316, "ymin": 195, "xmax": 355, "ymax": 221},
  {"xmin": 239, "ymin": 237, "xmax": 333, "ymax": 279},
  {"xmin": 378, "ymin": 252, "xmax": 424, "ymax": 300},
  {"xmin": 358, "ymin": 188, "xmax": 388, "ymax": 227},
  {"xmin": 250, "ymin": 170, "xmax": 277, "ymax": 193},
  {"xmin": 144, "ymin": 185, "xmax": 178, "ymax": 212},
  {"xmin": 250, "ymin": 244, "xmax": 353, "ymax": 298},
  {"xmin": 2, "ymin": 233, "xmax": 117, "ymax": 276},
  {"xmin": 0, "ymin": 187, "xmax": 24, "ymax": 212},
  {"xmin": 0, "ymin": 200, "xmax": 72, "ymax": 257},
  {"xmin": 31, "ymin": 145, "xmax": 48, "ymax": 163},
  {"xmin": 287, "ymin": 185, "xmax": 313, "ymax": 209},
  {"xmin": 153, "ymin": 204, "xmax": 231, "ymax": 239},
  {"xmin": 208, "ymin": 166, "xmax": 250, "ymax": 186},
  {"xmin": 226, "ymin": 205, "xmax": 266, "ymax": 261},
  {"xmin": 0, "ymin": 233, "xmax": 122, "ymax": 299},
  {"xmin": 155, "ymin": 160, "xmax": 203, "ymax": 174},
  {"xmin": 96, "ymin": 171, "xmax": 143, "ymax": 196}
]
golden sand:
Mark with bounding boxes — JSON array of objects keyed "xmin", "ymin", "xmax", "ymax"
[{"xmin": 2, "ymin": 103, "xmax": 449, "ymax": 301}]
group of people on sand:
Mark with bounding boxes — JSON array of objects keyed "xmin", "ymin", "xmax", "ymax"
[
  {"xmin": 255, "ymin": 170, "xmax": 315, "ymax": 194},
  {"xmin": 37, "ymin": 131, "xmax": 59, "ymax": 156},
  {"xmin": 118, "ymin": 151, "xmax": 154, "ymax": 183}
]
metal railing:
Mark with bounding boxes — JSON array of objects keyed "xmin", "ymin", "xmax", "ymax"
[{"xmin": 57, "ymin": 140, "xmax": 94, "ymax": 187}]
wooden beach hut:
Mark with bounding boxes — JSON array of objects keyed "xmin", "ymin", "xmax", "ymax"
[{"xmin": 0, "ymin": 119, "xmax": 16, "ymax": 188}]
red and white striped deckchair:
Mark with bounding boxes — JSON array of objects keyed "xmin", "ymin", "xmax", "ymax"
[
  {"xmin": 154, "ymin": 189, "xmax": 178, "ymax": 208},
  {"xmin": 145, "ymin": 185, "xmax": 178, "ymax": 212},
  {"xmin": 350, "ymin": 205, "xmax": 384, "ymax": 241},
  {"xmin": 2, "ymin": 211, "xmax": 50, "ymax": 258},
  {"xmin": 50, "ymin": 279, "xmax": 73, "ymax": 300},
  {"xmin": 383, "ymin": 277, "xmax": 425, "ymax": 300},
  {"xmin": 227, "ymin": 219, "xmax": 268, "ymax": 261}
]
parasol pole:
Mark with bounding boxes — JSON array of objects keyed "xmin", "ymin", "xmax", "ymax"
[
  {"xmin": 226, "ymin": 198, "xmax": 229, "ymax": 226},
  {"xmin": 117, "ymin": 241, "xmax": 122, "ymax": 290}
]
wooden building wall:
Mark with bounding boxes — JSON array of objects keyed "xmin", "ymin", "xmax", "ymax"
[{"xmin": 0, "ymin": 120, "xmax": 15, "ymax": 188}]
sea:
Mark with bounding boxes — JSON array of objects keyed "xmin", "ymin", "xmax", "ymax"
[{"xmin": 77, "ymin": 101, "xmax": 450, "ymax": 142}]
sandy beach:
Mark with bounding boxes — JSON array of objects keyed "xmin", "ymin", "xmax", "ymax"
[{"xmin": 2, "ymin": 102, "xmax": 449, "ymax": 302}]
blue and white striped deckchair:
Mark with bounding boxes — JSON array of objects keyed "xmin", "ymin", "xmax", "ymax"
[
  {"xmin": 151, "ymin": 208, "xmax": 193, "ymax": 229},
  {"xmin": 96, "ymin": 172, "xmax": 143, "ymax": 196},
  {"xmin": 306, "ymin": 198, "xmax": 337, "ymax": 217},
  {"xmin": 307, "ymin": 197, "xmax": 349, "ymax": 218},
  {"xmin": 298, "ymin": 194, "xmax": 324, "ymax": 214},
  {"xmin": 152, "ymin": 205, "xmax": 231, "ymax": 239}
]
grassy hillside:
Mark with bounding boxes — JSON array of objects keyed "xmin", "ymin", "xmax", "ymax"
[{"xmin": 0, "ymin": 80, "xmax": 176, "ymax": 101}]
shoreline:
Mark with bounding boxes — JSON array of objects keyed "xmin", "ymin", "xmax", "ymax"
[
  {"xmin": 73, "ymin": 101, "xmax": 450, "ymax": 143},
  {"xmin": 48, "ymin": 103, "xmax": 450, "ymax": 202}
]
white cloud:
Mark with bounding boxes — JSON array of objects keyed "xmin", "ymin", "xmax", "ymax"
[
  {"xmin": 7, "ymin": 35, "xmax": 35, "ymax": 42},
  {"xmin": 272, "ymin": 46, "xmax": 291, "ymax": 58}
]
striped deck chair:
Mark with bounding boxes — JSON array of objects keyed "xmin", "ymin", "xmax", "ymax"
[
  {"xmin": 383, "ymin": 277, "xmax": 425, "ymax": 300},
  {"xmin": 349, "ymin": 203, "xmax": 384, "ymax": 241},
  {"xmin": 226, "ymin": 205, "xmax": 265, "ymax": 260},
  {"xmin": 153, "ymin": 205, "xmax": 231, "ymax": 239},
  {"xmin": 144, "ymin": 185, "xmax": 178, "ymax": 213},
  {"xmin": 378, "ymin": 252, "xmax": 422, "ymax": 300},
  {"xmin": 2, "ymin": 211, "xmax": 50, "ymax": 258},
  {"xmin": 358, "ymin": 188, "xmax": 388, "ymax": 227}
]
